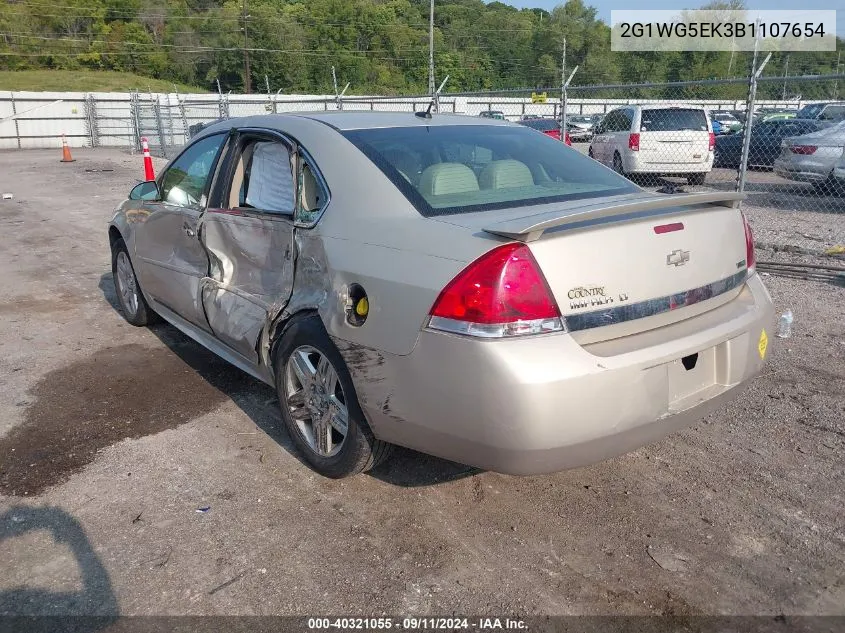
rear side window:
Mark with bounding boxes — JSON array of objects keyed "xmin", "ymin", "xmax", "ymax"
[
  {"xmin": 820, "ymin": 105, "xmax": 845, "ymax": 121},
  {"xmin": 602, "ymin": 110, "xmax": 631, "ymax": 132},
  {"xmin": 640, "ymin": 109, "xmax": 708, "ymax": 132},
  {"xmin": 343, "ymin": 125, "xmax": 637, "ymax": 217}
]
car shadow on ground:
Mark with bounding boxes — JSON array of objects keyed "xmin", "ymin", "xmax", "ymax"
[
  {"xmin": 98, "ymin": 272, "xmax": 476, "ymax": 487},
  {"xmin": 0, "ymin": 505, "xmax": 118, "ymax": 628}
]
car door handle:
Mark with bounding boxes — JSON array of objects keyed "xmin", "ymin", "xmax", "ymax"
[{"xmin": 183, "ymin": 222, "xmax": 195, "ymax": 237}]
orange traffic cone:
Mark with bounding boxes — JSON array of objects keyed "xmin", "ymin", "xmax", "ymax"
[
  {"xmin": 141, "ymin": 137, "xmax": 155, "ymax": 181},
  {"xmin": 60, "ymin": 134, "xmax": 75, "ymax": 163}
]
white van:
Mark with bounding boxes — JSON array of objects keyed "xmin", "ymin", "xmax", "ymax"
[{"xmin": 588, "ymin": 105, "xmax": 715, "ymax": 185}]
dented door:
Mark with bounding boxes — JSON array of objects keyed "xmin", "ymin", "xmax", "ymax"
[{"xmin": 198, "ymin": 135, "xmax": 298, "ymax": 363}]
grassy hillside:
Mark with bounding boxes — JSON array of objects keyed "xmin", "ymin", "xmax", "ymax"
[{"xmin": 0, "ymin": 70, "xmax": 207, "ymax": 93}]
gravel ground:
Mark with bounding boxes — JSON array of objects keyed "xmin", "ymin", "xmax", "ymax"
[{"xmin": 0, "ymin": 149, "xmax": 843, "ymax": 618}]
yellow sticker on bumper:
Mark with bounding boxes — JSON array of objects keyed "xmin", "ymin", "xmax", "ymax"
[{"xmin": 758, "ymin": 329, "xmax": 768, "ymax": 360}]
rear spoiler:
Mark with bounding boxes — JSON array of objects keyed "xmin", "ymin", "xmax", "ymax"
[{"xmin": 483, "ymin": 192, "xmax": 746, "ymax": 242}]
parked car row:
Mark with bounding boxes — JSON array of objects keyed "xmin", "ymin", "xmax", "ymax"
[{"xmin": 714, "ymin": 119, "xmax": 830, "ymax": 168}]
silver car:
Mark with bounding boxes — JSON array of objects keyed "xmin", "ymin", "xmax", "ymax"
[
  {"xmin": 109, "ymin": 112, "xmax": 774, "ymax": 478},
  {"xmin": 834, "ymin": 149, "xmax": 845, "ymax": 185},
  {"xmin": 773, "ymin": 120, "xmax": 845, "ymax": 191}
]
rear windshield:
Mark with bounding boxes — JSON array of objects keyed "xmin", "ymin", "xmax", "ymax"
[
  {"xmin": 519, "ymin": 118, "xmax": 559, "ymax": 132},
  {"xmin": 342, "ymin": 125, "xmax": 637, "ymax": 217},
  {"xmin": 640, "ymin": 108, "xmax": 708, "ymax": 132}
]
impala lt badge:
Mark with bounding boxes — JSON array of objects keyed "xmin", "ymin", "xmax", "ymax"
[{"xmin": 667, "ymin": 249, "xmax": 690, "ymax": 267}]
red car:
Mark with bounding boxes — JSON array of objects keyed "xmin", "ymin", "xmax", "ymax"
[{"xmin": 517, "ymin": 117, "xmax": 572, "ymax": 145}]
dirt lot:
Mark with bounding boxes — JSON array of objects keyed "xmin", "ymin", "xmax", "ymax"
[{"xmin": 0, "ymin": 149, "xmax": 843, "ymax": 618}]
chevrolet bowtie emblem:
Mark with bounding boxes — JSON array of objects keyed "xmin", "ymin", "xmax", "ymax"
[{"xmin": 667, "ymin": 249, "xmax": 690, "ymax": 266}]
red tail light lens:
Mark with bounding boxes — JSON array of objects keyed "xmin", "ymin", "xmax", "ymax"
[
  {"xmin": 428, "ymin": 243, "xmax": 563, "ymax": 338},
  {"xmin": 544, "ymin": 129, "xmax": 561, "ymax": 141},
  {"xmin": 564, "ymin": 131, "xmax": 572, "ymax": 146},
  {"xmin": 628, "ymin": 133, "xmax": 640, "ymax": 151},
  {"xmin": 742, "ymin": 211, "xmax": 755, "ymax": 272},
  {"xmin": 708, "ymin": 132, "xmax": 716, "ymax": 151},
  {"xmin": 790, "ymin": 145, "xmax": 817, "ymax": 155}
]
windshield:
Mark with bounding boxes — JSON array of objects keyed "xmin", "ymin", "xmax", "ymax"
[
  {"xmin": 640, "ymin": 108, "xmax": 708, "ymax": 132},
  {"xmin": 342, "ymin": 124, "xmax": 638, "ymax": 217}
]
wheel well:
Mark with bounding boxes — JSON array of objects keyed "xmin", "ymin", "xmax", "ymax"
[
  {"xmin": 268, "ymin": 308, "xmax": 320, "ymax": 365},
  {"xmin": 108, "ymin": 226, "xmax": 123, "ymax": 251}
]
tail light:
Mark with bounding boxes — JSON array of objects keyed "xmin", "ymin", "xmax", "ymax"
[
  {"xmin": 545, "ymin": 129, "xmax": 561, "ymax": 141},
  {"xmin": 428, "ymin": 242, "xmax": 564, "ymax": 338},
  {"xmin": 708, "ymin": 132, "xmax": 716, "ymax": 151},
  {"xmin": 741, "ymin": 211, "xmax": 756, "ymax": 272},
  {"xmin": 628, "ymin": 133, "xmax": 640, "ymax": 151},
  {"xmin": 790, "ymin": 145, "xmax": 817, "ymax": 155},
  {"xmin": 564, "ymin": 131, "xmax": 572, "ymax": 146}
]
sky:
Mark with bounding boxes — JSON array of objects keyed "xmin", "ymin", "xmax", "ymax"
[{"xmin": 492, "ymin": 0, "xmax": 845, "ymax": 39}]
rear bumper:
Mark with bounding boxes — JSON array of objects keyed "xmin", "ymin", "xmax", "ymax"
[
  {"xmin": 347, "ymin": 275, "xmax": 774, "ymax": 475},
  {"xmin": 626, "ymin": 153, "xmax": 713, "ymax": 175},
  {"xmin": 773, "ymin": 158, "xmax": 830, "ymax": 182}
]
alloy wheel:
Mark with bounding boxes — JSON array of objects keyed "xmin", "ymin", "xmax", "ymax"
[
  {"xmin": 115, "ymin": 251, "xmax": 139, "ymax": 318},
  {"xmin": 284, "ymin": 345, "xmax": 349, "ymax": 457}
]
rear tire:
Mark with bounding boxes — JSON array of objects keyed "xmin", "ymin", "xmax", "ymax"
[
  {"xmin": 687, "ymin": 173, "xmax": 706, "ymax": 186},
  {"xmin": 612, "ymin": 152, "xmax": 626, "ymax": 176},
  {"xmin": 111, "ymin": 238, "xmax": 157, "ymax": 327},
  {"xmin": 274, "ymin": 315, "xmax": 393, "ymax": 478},
  {"xmin": 812, "ymin": 173, "xmax": 845, "ymax": 196},
  {"xmin": 588, "ymin": 147, "xmax": 594, "ymax": 159}
]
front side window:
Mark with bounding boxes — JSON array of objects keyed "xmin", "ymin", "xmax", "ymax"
[
  {"xmin": 227, "ymin": 139, "xmax": 295, "ymax": 214},
  {"xmin": 160, "ymin": 133, "xmax": 226, "ymax": 208},
  {"xmin": 343, "ymin": 124, "xmax": 637, "ymax": 217},
  {"xmin": 820, "ymin": 105, "xmax": 845, "ymax": 121}
]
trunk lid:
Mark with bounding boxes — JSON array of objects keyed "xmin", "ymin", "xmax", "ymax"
[
  {"xmin": 440, "ymin": 191, "xmax": 749, "ymax": 342},
  {"xmin": 639, "ymin": 130, "xmax": 711, "ymax": 165}
]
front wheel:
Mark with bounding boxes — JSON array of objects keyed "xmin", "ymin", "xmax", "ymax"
[
  {"xmin": 112, "ymin": 239, "xmax": 157, "ymax": 326},
  {"xmin": 274, "ymin": 316, "xmax": 393, "ymax": 478}
]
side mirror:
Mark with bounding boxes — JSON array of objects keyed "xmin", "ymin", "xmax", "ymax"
[{"xmin": 129, "ymin": 180, "xmax": 159, "ymax": 201}]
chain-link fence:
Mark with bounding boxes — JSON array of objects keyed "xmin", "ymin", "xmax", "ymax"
[
  {"xmin": 448, "ymin": 74, "xmax": 845, "ymax": 219},
  {"xmin": 2, "ymin": 73, "xmax": 843, "ymax": 220}
]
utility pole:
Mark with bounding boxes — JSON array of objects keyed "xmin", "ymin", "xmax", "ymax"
[
  {"xmin": 835, "ymin": 51, "xmax": 841, "ymax": 99},
  {"xmin": 781, "ymin": 54, "xmax": 789, "ymax": 101},
  {"xmin": 559, "ymin": 38, "xmax": 566, "ymax": 138},
  {"xmin": 428, "ymin": 0, "xmax": 435, "ymax": 98},
  {"xmin": 242, "ymin": 0, "xmax": 251, "ymax": 93}
]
